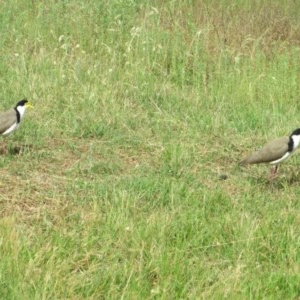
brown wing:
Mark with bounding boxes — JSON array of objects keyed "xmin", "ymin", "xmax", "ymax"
[
  {"xmin": 240, "ymin": 136, "xmax": 289, "ymax": 165},
  {"xmin": 0, "ymin": 109, "xmax": 17, "ymax": 134}
]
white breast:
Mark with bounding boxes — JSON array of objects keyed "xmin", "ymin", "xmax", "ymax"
[
  {"xmin": 2, "ymin": 122, "xmax": 19, "ymax": 136},
  {"xmin": 292, "ymin": 134, "xmax": 300, "ymax": 150},
  {"xmin": 269, "ymin": 151, "xmax": 291, "ymax": 165}
]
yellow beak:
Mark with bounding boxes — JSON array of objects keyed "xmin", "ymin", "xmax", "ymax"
[{"xmin": 26, "ymin": 102, "xmax": 34, "ymax": 108}]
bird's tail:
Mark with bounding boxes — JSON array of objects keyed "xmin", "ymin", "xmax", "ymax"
[{"xmin": 238, "ymin": 158, "xmax": 248, "ymax": 166}]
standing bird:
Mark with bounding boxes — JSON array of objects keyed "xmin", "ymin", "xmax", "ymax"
[
  {"xmin": 0, "ymin": 99, "xmax": 33, "ymax": 153},
  {"xmin": 239, "ymin": 128, "xmax": 300, "ymax": 175},
  {"xmin": 0, "ymin": 99, "xmax": 33, "ymax": 135}
]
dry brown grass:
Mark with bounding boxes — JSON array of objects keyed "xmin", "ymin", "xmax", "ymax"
[{"xmin": 144, "ymin": 0, "xmax": 300, "ymax": 58}]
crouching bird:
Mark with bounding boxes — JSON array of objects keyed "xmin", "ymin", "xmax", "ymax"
[
  {"xmin": 239, "ymin": 128, "xmax": 300, "ymax": 176},
  {"xmin": 0, "ymin": 99, "xmax": 33, "ymax": 152}
]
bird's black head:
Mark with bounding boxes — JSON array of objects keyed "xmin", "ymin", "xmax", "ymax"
[
  {"xmin": 290, "ymin": 128, "xmax": 300, "ymax": 137},
  {"xmin": 15, "ymin": 99, "xmax": 28, "ymax": 108}
]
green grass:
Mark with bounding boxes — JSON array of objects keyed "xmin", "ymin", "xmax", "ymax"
[{"xmin": 1, "ymin": 0, "xmax": 300, "ymax": 298}]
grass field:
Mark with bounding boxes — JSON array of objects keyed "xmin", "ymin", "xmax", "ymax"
[{"xmin": 1, "ymin": 0, "xmax": 300, "ymax": 298}]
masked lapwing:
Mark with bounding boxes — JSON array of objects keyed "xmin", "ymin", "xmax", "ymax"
[
  {"xmin": 239, "ymin": 128, "xmax": 300, "ymax": 175},
  {"xmin": 0, "ymin": 99, "xmax": 33, "ymax": 152}
]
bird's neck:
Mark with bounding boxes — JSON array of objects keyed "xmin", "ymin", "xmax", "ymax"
[
  {"xmin": 15, "ymin": 106, "xmax": 27, "ymax": 123},
  {"xmin": 291, "ymin": 134, "xmax": 300, "ymax": 151}
]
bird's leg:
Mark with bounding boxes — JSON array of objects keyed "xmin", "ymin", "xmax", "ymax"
[{"xmin": 269, "ymin": 165, "xmax": 278, "ymax": 178}]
